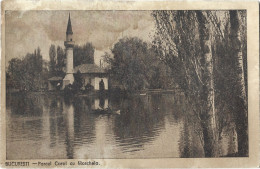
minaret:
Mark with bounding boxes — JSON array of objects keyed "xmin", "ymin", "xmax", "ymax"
[{"xmin": 63, "ymin": 13, "xmax": 75, "ymax": 89}]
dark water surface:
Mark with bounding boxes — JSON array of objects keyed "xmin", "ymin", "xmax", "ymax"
[{"xmin": 6, "ymin": 92, "xmax": 240, "ymax": 159}]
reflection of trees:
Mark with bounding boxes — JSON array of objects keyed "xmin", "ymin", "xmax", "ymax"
[
  {"xmin": 179, "ymin": 117, "xmax": 192, "ymax": 157},
  {"xmin": 72, "ymin": 97, "xmax": 96, "ymax": 145},
  {"xmin": 177, "ymin": 95, "xmax": 245, "ymax": 158},
  {"xmin": 160, "ymin": 93, "xmax": 185, "ymax": 124},
  {"xmin": 9, "ymin": 93, "xmax": 44, "ymax": 117},
  {"xmin": 112, "ymin": 94, "xmax": 165, "ymax": 151},
  {"xmin": 234, "ymin": 112, "xmax": 248, "ymax": 156},
  {"xmin": 227, "ymin": 125, "xmax": 238, "ymax": 156},
  {"xmin": 7, "ymin": 93, "xmax": 47, "ymax": 154},
  {"xmin": 177, "ymin": 96, "xmax": 205, "ymax": 158},
  {"xmin": 7, "ymin": 93, "xmax": 98, "ymax": 159},
  {"xmin": 178, "ymin": 115, "xmax": 205, "ymax": 158}
]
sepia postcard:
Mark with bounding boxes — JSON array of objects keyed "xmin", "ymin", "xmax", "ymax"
[{"xmin": 0, "ymin": 0, "xmax": 259, "ymax": 168}]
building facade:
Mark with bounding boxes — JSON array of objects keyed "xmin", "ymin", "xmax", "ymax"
[{"xmin": 74, "ymin": 64, "xmax": 109, "ymax": 90}]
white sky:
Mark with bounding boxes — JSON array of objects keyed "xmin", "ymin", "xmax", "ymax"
[{"xmin": 5, "ymin": 10, "xmax": 155, "ymax": 65}]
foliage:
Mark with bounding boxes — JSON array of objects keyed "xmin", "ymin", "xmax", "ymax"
[
  {"xmin": 108, "ymin": 37, "xmax": 148, "ymax": 91},
  {"xmin": 105, "ymin": 37, "xmax": 173, "ymax": 91},
  {"xmin": 152, "ymin": 10, "xmax": 248, "ymax": 157},
  {"xmin": 72, "ymin": 70, "xmax": 84, "ymax": 92},
  {"xmin": 73, "ymin": 43, "xmax": 95, "ymax": 67},
  {"xmin": 56, "ymin": 46, "xmax": 66, "ymax": 75},
  {"xmin": 49, "ymin": 44, "xmax": 56, "ymax": 75},
  {"xmin": 153, "ymin": 11, "xmax": 205, "ymax": 104},
  {"xmin": 7, "ymin": 47, "xmax": 46, "ymax": 91},
  {"xmin": 49, "ymin": 45, "xmax": 66, "ymax": 77}
]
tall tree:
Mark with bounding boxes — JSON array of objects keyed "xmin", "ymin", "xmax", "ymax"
[
  {"xmin": 153, "ymin": 10, "xmax": 248, "ymax": 157},
  {"xmin": 35, "ymin": 47, "xmax": 43, "ymax": 74},
  {"xmin": 56, "ymin": 45, "xmax": 65, "ymax": 75},
  {"xmin": 7, "ymin": 58, "xmax": 23, "ymax": 89},
  {"xmin": 34, "ymin": 47, "xmax": 43, "ymax": 89},
  {"xmin": 49, "ymin": 44, "xmax": 56, "ymax": 75},
  {"xmin": 229, "ymin": 10, "xmax": 248, "ymax": 156},
  {"xmin": 196, "ymin": 11, "xmax": 218, "ymax": 157},
  {"xmin": 152, "ymin": 11, "xmax": 219, "ymax": 157}
]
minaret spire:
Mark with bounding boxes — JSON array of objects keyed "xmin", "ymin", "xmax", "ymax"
[{"xmin": 66, "ymin": 13, "xmax": 73, "ymax": 35}]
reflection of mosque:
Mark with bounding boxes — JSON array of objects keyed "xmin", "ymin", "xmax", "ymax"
[
  {"xmin": 56, "ymin": 96, "xmax": 110, "ymax": 158},
  {"xmin": 49, "ymin": 95, "xmax": 167, "ymax": 157},
  {"xmin": 92, "ymin": 97, "xmax": 109, "ymax": 110}
]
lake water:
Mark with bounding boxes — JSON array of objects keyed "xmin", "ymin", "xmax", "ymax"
[{"xmin": 6, "ymin": 92, "xmax": 240, "ymax": 159}]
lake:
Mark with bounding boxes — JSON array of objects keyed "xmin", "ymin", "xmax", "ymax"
[{"xmin": 6, "ymin": 92, "xmax": 240, "ymax": 159}]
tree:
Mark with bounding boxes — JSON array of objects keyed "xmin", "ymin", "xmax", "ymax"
[
  {"xmin": 35, "ymin": 47, "xmax": 43, "ymax": 74},
  {"xmin": 105, "ymin": 37, "xmax": 173, "ymax": 91},
  {"xmin": 146, "ymin": 48, "xmax": 174, "ymax": 89},
  {"xmin": 211, "ymin": 11, "xmax": 248, "ymax": 157},
  {"xmin": 101, "ymin": 52, "xmax": 113, "ymax": 70},
  {"xmin": 56, "ymin": 45, "xmax": 66, "ymax": 76},
  {"xmin": 229, "ymin": 10, "xmax": 248, "ymax": 156},
  {"xmin": 196, "ymin": 11, "xmax": 218, "ymax": 157},
  {"xmin": 73, "ymin": 42, "xmax": 95, "ymax": 67},
  {"xmin": 109, "ymin": 37, "xmax": 149, "ymax": 91},
  {"xmin": 152, "ymin": 10, "xmax": 248, "ymax": 157},
  {"xmin": 7, "ymin": 58, "xmax": 23, "ymax": 89},
  {"xmin": 49, "ymin": 44, "xmax": 56, "ymax": 75},
  {"xmin": 153, "ymin": 10, "xmax": 218, "ymax": 157},
  {"xmin": 7, "ymin": 47, "xmax": 45, "ymax": 91}
]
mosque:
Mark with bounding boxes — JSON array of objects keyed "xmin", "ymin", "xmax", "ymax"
[{"xmin": 48, "ymin": 14, "xmax": 109, "ymax": 91}]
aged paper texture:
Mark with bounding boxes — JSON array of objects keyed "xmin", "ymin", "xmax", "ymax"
[{"xmin": 1, "ymin": 0, "xmax": 259, "ymax": 168}]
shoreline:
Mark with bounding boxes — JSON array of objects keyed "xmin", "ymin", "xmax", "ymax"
[{"xmin": 6, "ymin": 88, "xmax": 184, "ymax": 96}]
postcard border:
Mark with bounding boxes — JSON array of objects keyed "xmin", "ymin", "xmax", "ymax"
[{"xmin": 1, "ymin": 0, "xmax": 259, "ymax": 168}]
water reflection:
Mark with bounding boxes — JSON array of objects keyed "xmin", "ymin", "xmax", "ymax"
[{"xmin": 6, "ymin": 92, "xmax": 246, "ymax": 159}]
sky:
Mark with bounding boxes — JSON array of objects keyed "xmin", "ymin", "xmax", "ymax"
[{"xmin": 5, "ymin": 10, "xmax": 155, "ymax": 65}]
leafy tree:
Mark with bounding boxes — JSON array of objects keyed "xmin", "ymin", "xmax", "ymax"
[
  {"xmin": 73, "ymin": 42, "xmax": 95, "ymax": 67},
  {"xmin": 101, "ymin": 52, "xmax": 113, "ymax": 70},
  {"xmin": 105, "ymin": 37, "xmax": 173, "ymax": 91},
  {"xmin": 109, "ymin": 37, "xmax": 149, "ymax": 91},
  {"xmin": 7, "ymin": 47, "xmax": 45, "ymax": 91},
  {"xmin": 7, "ymin": 58, "xmax": 23, "ymax": 89}
]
